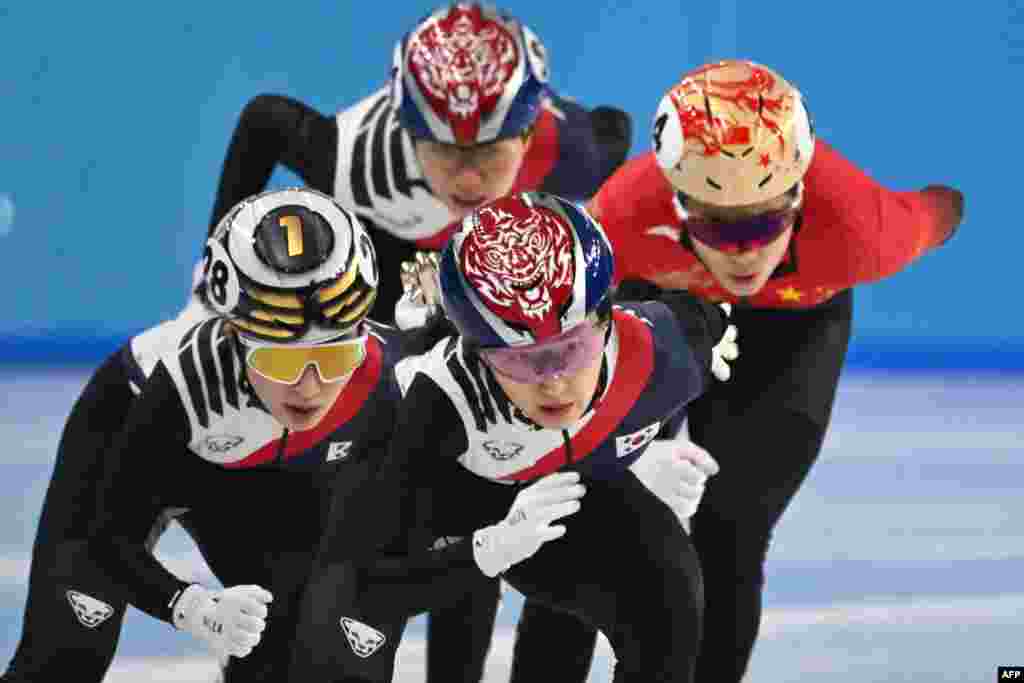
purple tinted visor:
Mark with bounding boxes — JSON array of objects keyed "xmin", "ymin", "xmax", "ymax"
[
  {"xmin": 679, "ymin": 183, "xmax": 802, "ymax": 252},
  {"xmin": 685, "ymin": 207, "xmax": 796, "ymax": 252},
  {"xmin": 480, "ymin": 322, "xmax": 606, "ymax": 384}
]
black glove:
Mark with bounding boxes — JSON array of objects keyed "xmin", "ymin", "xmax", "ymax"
[
  {"xmin": 660, "ymin": 291, "xmax": 737, "ymax": 383},
  {"xmin": 920, "ymin": 184, "xmax": 964, "ymax": 246},
  {"xmin": 589, "ymin": 106, "xmax": 633, "ymax": 174}
]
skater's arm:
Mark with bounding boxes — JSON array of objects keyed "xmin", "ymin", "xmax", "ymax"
[
  {"xmin": 657, "ymin": 291, "xmax": 731, "ymax": 389},
  {"xmin": 805, "ymin": 139, "xmax": 964, "ymax": 281},
  {"xmin": 209, "ymin": 94, "xmax": 337, "ymax": 233},
  {"xmin": 529, "ymin": 93, "xmax": 633, "ymax": 200},
  {"xmin": 87, "ymin": 364, "xmax": 195, "ymax": 624},
  {"xmin": 315, "ymin": 372, "xmax": 486, "ymax": 616}
]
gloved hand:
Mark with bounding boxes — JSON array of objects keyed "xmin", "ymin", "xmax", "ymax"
[
  {"xmin": 711, "ymin": 302, "xmax": 739, "ymax": 381},
  {"xmin": 472, "ymin": 472, "xmax": 585, "ymax": 577},
  {"xmin": 629, "ymin": 437, "xmax": 719, "ymax": 526},
  {"xmin": 589, "ymin": 106, "xmax": 633, "ymax": 170},
  {"xmin": 395, "ymin": 252, "xmax": 442, "ymax": 330},
  {"xmin": 171, "ymin": 584, "xmax": 273, "ymax": 658},
  {"xmin": 394, "ymin": 290, "xmax": 433, "ymax": 330},
  {"xmin": 919, "ymin": 184, "xmax": 965, "ymax": 245}
]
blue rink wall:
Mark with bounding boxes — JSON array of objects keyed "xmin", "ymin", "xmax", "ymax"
[
  {"xmin": 3, "ymin": 333, "xmax": 1023, "ymax": 371},
  {"xmin": 1, "ymin": 1, "xmax": 1022, "ymax": 369}
]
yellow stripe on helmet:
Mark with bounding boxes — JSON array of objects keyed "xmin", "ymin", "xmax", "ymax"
[
  {"xmin": 247, "ymin": 287, "xmax": 304, "ymax": 310},
  {"xmin": 318, "ymin": 258, "xmax": 360, "ymax": 304},
  {"xmin": 250, "ymin": 309, "xmax": 305, "ymax": 325},
  {"xmin": 334, "ymin": 290, "xmax": 377, "ymax": 324},
  {"xmin": 231, "ymin": 318, "xmax": 297, "ymax": 340}
]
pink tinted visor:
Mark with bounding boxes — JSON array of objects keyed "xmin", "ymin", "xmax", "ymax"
[
  {"xmin": 480, "ymin": 322, "xmax": 606, "ymax": 384},
  {"xmin": 679, "ymin": 182, "xmax": 803, "ymax": 253},
  {"xmin": 684, "ymin": 206, "xmax": 797, "ymax": 252}
]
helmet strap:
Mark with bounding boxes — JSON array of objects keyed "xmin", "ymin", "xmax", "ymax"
[
  {"xmin": 466, "ymin": 347, "xmax": 544, "ymax": 431},
  {"xmin": 230, "ymin": 332, "xmax": 270, "ymax": 413},
  {"xmin": 768, "ymin": 210, "xmax": 802, "ymax": 280},
  {"xmin": 520, "ymin": 123, "xmax": 536, "ymax": 148},
  {"xmin": 581, "ymin": 323, "xmax": 613, "ymax": 415},
  {"xmin": 675, "ymin": 191, "xmax": 700, "ymax": 257}
]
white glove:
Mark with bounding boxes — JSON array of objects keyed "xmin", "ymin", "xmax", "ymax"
[
  {"xmin": 629, "ymin": 437, "xmax": 719, "ymax": 526},
  {"xmin": 394, "ymin": 290, "xmax": 433, "ymax": 330},
  {"xmin": 395, "ymin": 252, "xmax": 442, "ymax": 330},
  {"xmin": 472, "ymin": 472, "xmax": 585, "ymax": 577},
  {"xmin": 711, "ymin": 303, "xmax": 739, "ymax": 381},
  {"xmin": 172, "ymin": 584, "xmax": 273, "ymax": 659}
]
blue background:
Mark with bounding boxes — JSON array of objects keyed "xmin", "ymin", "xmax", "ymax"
[{"xmin": 2, "ymin": 1, "xmax": 1020, "ymax": 368}]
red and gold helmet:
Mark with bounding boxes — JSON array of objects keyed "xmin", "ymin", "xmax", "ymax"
[{"xmin": 653, "ymin": 59, "xmax": 815, "ymax": 206}]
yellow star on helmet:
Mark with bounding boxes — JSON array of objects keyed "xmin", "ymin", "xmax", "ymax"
[{"xmin": 778, "ymin": 286, "xmax": 804, "ymax": 302}]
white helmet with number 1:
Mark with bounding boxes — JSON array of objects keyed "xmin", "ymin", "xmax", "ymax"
[{"xmin": 202, "ymin": 188, "xmax": 379, "ymax": 343}]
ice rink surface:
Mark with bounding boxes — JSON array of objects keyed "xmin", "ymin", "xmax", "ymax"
[{"xmin": 1, "ymin": 368, "xmax": 1021, "ymax": 682}]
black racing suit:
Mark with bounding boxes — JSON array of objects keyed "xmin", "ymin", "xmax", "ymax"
[
  {"xmin": 1, "ymin": 303, "xmax": 210, "ymax": 682},
  {"xmin": 508, "ymin": 283, "xmax": 854, "ymax": 683},
  {"xmin": 287, "ymin": 294, "xmax": 729, "ymax": 682},
  {"xmin": 2, "ymin": 310, "xmax": 409, "ymax": 683}
]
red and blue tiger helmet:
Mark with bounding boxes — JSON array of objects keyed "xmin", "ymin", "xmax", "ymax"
[
  {"xmin": 439, "ymin": 192, "xmax": 614, "ymax": 348},
  {"xmin": 390, "ymin": 3, "xmax": 550, "ymax": 145}
]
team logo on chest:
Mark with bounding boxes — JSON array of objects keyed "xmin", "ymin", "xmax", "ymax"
[
  {"xmin": 482, "ymin": 439, "xmax": 524, "ymax": 461},
  {"xmin": 616, "ymin": 421, "xmax": 662, "ymax": 458},
  {"xmin": 204, "ymin": 434, "xmax": 244, "ymax": 454},
  {"xmin": 461, "ymin": 202, "xmax": 575, "ymax": 338}
]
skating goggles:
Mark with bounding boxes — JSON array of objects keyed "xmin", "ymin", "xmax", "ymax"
[
  {"xmin": 238, "ymin": 335, "xmax": 368, "ymax": 385},
  {"xmin": 680, "ymin": 184, "xmax": 802, "ymax": 253},
  {"xmin": 480, "ymin": 322, "xmax": 606, "ymax": 385}
]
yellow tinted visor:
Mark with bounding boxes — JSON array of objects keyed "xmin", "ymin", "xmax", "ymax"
[{"xmin": 244, "ymin": 336, "xmax": 367, "ymax": 385}]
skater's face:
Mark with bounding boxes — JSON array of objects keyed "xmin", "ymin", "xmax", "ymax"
[
  {"xmin": 487, "ymin": 326, "xmax": 608, "ymax": 430},
  {"xmin": 415, "ymin": 134, "xmax": 530, "ymax": 221},
  {"xmin": 686, "ymin": 192, "xmax": 797, "ymax": 297},
  {"xmin": 248, "ymin": 363, "xmax": 351, "ymax": 432}
]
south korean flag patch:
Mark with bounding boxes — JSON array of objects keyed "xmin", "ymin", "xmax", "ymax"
[{"xmin": 616, "ymin": 422, "xmax": 662, "ymax": 459}]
